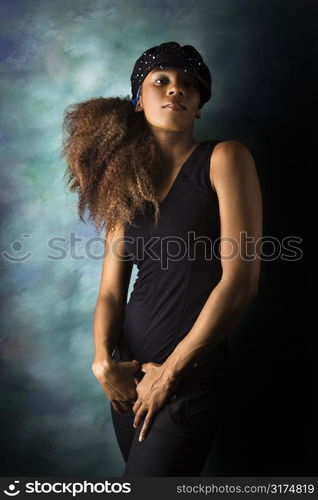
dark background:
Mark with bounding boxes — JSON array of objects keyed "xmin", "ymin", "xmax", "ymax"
[{"xmin": 202, "ymin": 0, "xmax": 316, "ymax": 475}]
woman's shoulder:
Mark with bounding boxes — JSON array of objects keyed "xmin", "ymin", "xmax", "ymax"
[
  {"xmin": 211, "ymin": 139, "xmax": 254, "ymax": 167},
  {"xmin": 212, "ymin": 139, "xmax": 252, "ymax": 155},
  {"xmin": 209, "ymin": 139, "xmax": 256, "ymax": 190}
]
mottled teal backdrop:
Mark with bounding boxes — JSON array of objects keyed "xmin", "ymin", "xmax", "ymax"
[
  {"xmin": 1, "ymin": 0, "xmax": 233, "ymax": 477},
  {"xmin": 1, "ymin": 0, "xmax": 314, "ymax": 478}
]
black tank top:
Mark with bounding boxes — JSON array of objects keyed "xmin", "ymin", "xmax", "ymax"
[{"xmin": 116, "ymin": 139, "xmax": 229, "ymax": 371}]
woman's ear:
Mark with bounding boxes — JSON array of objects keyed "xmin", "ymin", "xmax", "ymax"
[{"xmin": 135, "ymin": 99, "xmax": 143, "ymax": 112}]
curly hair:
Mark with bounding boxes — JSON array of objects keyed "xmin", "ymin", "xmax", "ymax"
[{"xmin": 60, "ymin": 96, "xmax": 163, "ymax": 238}]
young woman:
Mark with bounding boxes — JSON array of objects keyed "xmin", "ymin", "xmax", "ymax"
[{"xmin": 61, "ymin": 41, "xmax": 262, "ymax": 476}]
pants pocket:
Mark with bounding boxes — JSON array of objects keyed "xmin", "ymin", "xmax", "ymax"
[{"xmin": 167, "ymin": 379, "xmax": 191, "ymax": 425}]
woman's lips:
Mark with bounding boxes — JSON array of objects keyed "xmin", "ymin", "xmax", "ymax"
[{"xmin": 163, "ymin": 104, "xmax": 185, "ymax": 111}]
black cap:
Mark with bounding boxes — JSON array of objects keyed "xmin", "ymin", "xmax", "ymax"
[{"xmin": 130, "ymin": 41, "xmax": 212, "ymax": 109}]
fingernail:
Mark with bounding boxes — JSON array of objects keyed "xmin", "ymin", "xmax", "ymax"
[{"xmin": 139, "ymin": 435, "xmax": 143, "ymax": 442}]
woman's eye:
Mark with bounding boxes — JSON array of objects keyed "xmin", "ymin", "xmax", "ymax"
[{"xmin": 155, "ymin": 78, "xmax": 198, "ymax": 88}]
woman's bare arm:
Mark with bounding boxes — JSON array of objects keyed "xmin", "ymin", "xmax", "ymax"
[
  {"xmin": 160, "ymin": 140, "xmax": 263, "ymax": 378},
  {"xmin": 92, "ymin": 223, "xmax": 142, "ymax": 413},
  {"xmin": 93, "ymin": 222, "xmax": 133, "ymax": 363}
]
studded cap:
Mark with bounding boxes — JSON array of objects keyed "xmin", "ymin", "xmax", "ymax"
[{"xmin": 130, "ymin": 41, "xmax": 212, "ymax": 109}]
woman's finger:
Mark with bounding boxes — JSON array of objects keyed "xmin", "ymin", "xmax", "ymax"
[
  {"xmin": 132, "ymin": 398, "xmax": 142, "ymax": 415},
  {"xmin": 133, "ymin": 404, "xmax": 147, "ymax": 428},
  {"xmin": 138, "ymin": 409, "xmax": 154, "ymax": 442}
]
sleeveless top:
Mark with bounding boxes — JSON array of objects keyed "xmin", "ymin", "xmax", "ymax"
[{"xmin": 116, "ymin": 139, "xmax": 229, "ymax": 373}]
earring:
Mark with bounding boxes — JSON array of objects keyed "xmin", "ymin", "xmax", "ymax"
[{"xmin": 196, "ymin": 111, "xmax": 201, "ymax": 119}]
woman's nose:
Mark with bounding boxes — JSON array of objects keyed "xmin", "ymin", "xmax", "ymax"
[{"xmin": 167, "ymin": 86, "xmax": 185, "ymax": 96}]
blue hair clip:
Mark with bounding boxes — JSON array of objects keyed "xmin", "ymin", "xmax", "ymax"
[{"xmin": 131, "ymin": 86, "xmax": 141, "ymax": 107}]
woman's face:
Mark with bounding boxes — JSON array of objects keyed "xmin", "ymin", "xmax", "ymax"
[{"xmin": 136, "ymin": 67, "xmax": 201, "ymax": 132}]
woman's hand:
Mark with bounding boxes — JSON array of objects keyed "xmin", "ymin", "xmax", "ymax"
[
  {"xmin": 132, "ymin": 362, "xmax": 180, "ymax": 442},
  {"xmin": 92, "ymin": 353, "xmax": 141, "ymax": 414}
]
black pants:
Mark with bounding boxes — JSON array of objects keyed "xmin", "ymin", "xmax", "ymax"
[{"xmin": 110, "ymin": 360, "xmax": 230, "ymax": 477}]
